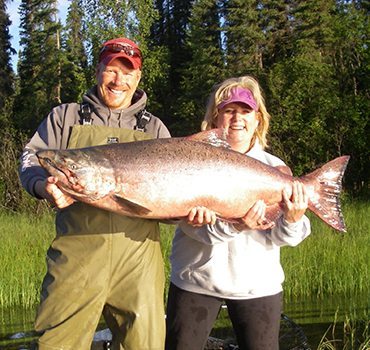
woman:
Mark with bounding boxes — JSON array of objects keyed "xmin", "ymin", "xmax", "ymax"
[{"xmin": 165, "ymin": 76, "xmax": 311, "ymax": 350}]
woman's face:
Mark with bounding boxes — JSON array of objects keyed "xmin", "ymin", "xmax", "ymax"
[{"xmin": 216, "ymin": 102, "xmax": 260, "ymax": 153}]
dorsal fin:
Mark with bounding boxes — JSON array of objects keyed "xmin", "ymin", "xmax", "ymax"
[{"xmin": 185, "ymin": 128, "xmax": 231, "ymax": 149}]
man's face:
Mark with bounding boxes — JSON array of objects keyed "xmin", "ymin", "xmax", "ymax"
[{"xmin": 97, "ymin": 58, "xmax": 141, "ymax": 109}]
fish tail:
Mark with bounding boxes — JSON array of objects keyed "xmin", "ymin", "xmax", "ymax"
[{"xmin": 303, "ymin": 156, "xmax": 350, "ymax": 232}]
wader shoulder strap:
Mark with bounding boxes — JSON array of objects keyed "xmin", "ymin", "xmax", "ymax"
[
  {"xmin": 134, "ymin": 109, "xmax": 152, "ymax": 132},
  {"xmin": 79, "ymin": 103, "xmax": 93, "ymax": 125},
  {"xmin": 79, "ymin": 103, "xmax": 152, "ymax": 131}
]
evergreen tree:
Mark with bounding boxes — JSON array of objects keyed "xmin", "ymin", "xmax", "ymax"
[
  {"xmin": 14, "ymin": 0, "xmax": 62, "ymax": 133},
  {"xmin": 80, "ymin": 0, "xmax": 168, "ymax": 121},
  {"xmin": 167, "ymin": 0, "xmax": 194, "ymax": 89},
  {"xmin": 173, "ymin": 0, "xmax": 225, "ymax": 135},
  {"xmin": 223, "ymin": 0, "xmax": 263, "ymax": 76},
  {"xmin": 80, "ymin": 0, "xmax": 133, "ymax": 66},
  {"xmin": 0, "ymin": 0, "xmax": 15, "ymax": 122},
  {"xmin": 132, "ymin": 0, "xmax": 170, "ymax": 120},
  {"xmin": 60, "ymin": 0, "xmax": 88, "ymax": 102},
  {"xmin": 150, "ymin": 0, "xmax": 194, "ymax": 130},
  {"xmin": 266, "ymin": 0, "xmax": 339, "ymax": 174},
  {"xmin": 259, "ymin": 0, "xmax": 295, "ymax": 69},
  {"xmin": 328, "ymin": 0, "xmax": 369, "ymax": 192}
]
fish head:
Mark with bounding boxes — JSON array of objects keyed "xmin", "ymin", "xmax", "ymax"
[{"xmin": 36, "ymin": 149, "xmax": 116, "ymax": 200}]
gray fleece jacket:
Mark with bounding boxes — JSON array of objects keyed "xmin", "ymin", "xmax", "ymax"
[{"xmin": 19, "ymin": 87, "xmax": 170, "ymax": 198}]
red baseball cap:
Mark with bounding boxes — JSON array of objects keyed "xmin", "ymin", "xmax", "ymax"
[
  {"xmin": 99, "ymin": 37, "xmax": 142, "ymax": 69},
  {"xmin": 218, "ymin": 87, "xmax": 258, "ymax": 111}
]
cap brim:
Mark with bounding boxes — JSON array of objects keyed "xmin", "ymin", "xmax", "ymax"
[
  {"xmin": 218, "ymin": 99, "xmax": 257, "ymax": 111},
  {"xmin": 101, "ymin": 53, "xmax": 141, "ymax": 69}
]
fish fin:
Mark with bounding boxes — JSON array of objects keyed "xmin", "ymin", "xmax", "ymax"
[
  {"xmin": 113, "ymin": 195, "xmax": 152, "ymax": 216},
  {"xmin": 264, "ymin": 166, "xmax": 291, "ymax": 222},
  {"xmin": 185, "ymin": 128, "xmax": 231, "ymax": 149},
  {"xmin": 275, "ymin": 165, "xmax": 293, "ymax": 176},
  {"xmin": 303, "ymin": 156, "xmax": 350, "ymax": 232},
  {"xmin": 265, "ymin": 204, "xmax": 284, "ymax": 223},
  {"xmin": 217, "ymin": 216, "xmax": 239, "ymax": 224}
]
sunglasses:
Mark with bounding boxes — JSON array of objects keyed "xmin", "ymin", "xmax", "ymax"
[{"xmin": 99, "ymin": 43, "xmax": 142, "ymax": 59}]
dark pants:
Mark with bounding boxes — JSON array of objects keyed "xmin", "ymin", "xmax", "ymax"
[{"xmin": 165, "ymin": 283, "xmax": 282, "ymax": 350}]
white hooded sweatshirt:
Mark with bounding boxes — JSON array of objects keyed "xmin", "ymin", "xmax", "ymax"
[{"xmin": 170, "ymin": 143, "xmax": 311, "ymax": 300}]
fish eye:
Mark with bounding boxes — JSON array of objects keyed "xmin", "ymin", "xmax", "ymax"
[{"xmin": 70, "ymin": 164, "xmax": 77, "ymax": 170}]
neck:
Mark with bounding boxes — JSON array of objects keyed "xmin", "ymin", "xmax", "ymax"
[{"xmin": 230, "ymin": 140, "xmax": 253, "ymax": 154}]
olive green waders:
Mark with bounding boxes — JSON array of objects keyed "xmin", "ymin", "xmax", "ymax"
[{"xmin": 35, "ymin": 125, "xmax": 165, "ymax": 350}]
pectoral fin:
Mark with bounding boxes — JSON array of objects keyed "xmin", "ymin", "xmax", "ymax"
[
  {"xmin": 275, "ymin": 165, "xmax": 293, "ymax": 176},
  {"xmin": 113, "ymin": 195, "xmax": 152, "ymax": 216},
  {"xmin": 265, "ymin": 204, "xmax": 283, "ymax": 223}
]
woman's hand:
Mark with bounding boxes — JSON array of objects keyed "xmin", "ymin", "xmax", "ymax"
[
  {"xmin": 235, "ymin": 200, "xmax": 275, "ymax": 231},
  {"xmin": 282, "ymin": 181, "xmax": 308, "ymax": 223},
  {"xmin": 187, "ymin": 206, "xmax": 217, "ymax": 226}
]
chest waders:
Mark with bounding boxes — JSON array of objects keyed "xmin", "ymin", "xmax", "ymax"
[{"xmin": 35, "ymin": 124, "xmax": 165, "ymax": 350}]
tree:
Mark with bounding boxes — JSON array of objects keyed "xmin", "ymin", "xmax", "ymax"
[
  {"xmin": 79, "ymin": 0, "xmax": 169, "ymax": 123},
  {"xmin": 266, "ymin": 0, "xmax": 340, "ymax": 175},
  {"xmin": 259, "ymin": 0, "xmax": 295, "ymax": 69},
  {"xmin": 14, "ymin": 0, "xmax": 62, "ymax": 133},
  {"xmin": 60, "ymin": 0, "xmax": 88, "ymax": 103},
  {"xmin": 0, "ymin": 0, "xmax": 15, "ymax": 124},
  {"xmin": 328, "ymin": 0, "xmax": 369, "ymax": 192},
  {"xmin": 223, "ymin": 0, "xmax": 264, "ymax": 76},
  {"xmin": 150, "ymin": 0, "xmax": 195, "ymax": 130},
  {"xmin": 172, "ymin": 0, "xmax": 225, "ymax": 135}
]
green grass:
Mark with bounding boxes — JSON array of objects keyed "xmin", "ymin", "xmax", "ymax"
[
  {"xmin": 281, "ymin": 200, "xmax": 370, "ymax": 299},
  {"xmin": 316, "ymin": 314, "xmax": 369, "ymax": 350},
  {"xmin": 0, "ymin": 212, "xmax": 54, "ymax": 308},
  {"xmin": 0, "ymin": 199, "xmax": 368, "ymax": 308}
]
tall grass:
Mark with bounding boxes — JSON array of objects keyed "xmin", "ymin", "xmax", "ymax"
[
  {"xmin": 316, "ymin": 313, "xmax": 369, "ymax": 350},
  {"xmin": 0, "ymin": 200, "xmax": 368, "ymax": 308},
  {"xmin": 281, "ymin": 200, "xmax": 370, "ymax": 299},
  {"xmin": 0, "ymin": 212, "xmax": 54, "ymax": 308}
]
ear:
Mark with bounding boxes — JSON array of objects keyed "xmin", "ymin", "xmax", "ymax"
[
  {"xmin": 255, "ymin": 111, "xmax": 261, "ymax": 124},
  {"xmin": 136, "ymin": 69, "xmax": 142, "ymax": 81},
  {"xmin": 96, "ymin": 62, "xmax": 104, "ymax": 78}
]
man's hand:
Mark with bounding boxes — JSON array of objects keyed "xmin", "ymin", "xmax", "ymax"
[
  {"xmin": 187, "ymin": 206, "xmax": 217, "ymax": 226},
  {"xmin": 36, "ymin": 177, "xmax": 75, "ymax": 209},
  {"xmin": 282, "ymin": 181, "xmax": 308, "ymax": 223}
]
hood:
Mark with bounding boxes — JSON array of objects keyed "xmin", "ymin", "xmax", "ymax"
[{"xmin": 82, "ymin": 86, "xmax": 148, "ymax": 119}]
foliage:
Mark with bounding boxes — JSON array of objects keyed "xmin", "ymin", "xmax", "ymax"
[
  {"xmin": 172, "ymin": 0, "xmax": 226, "ymax": 136},
  {"xmin": 281, "ymin": 200, "xmax": 370, "ymax": 299},
  {"xmin": 1, "ymin": 0, "xmax": 368, "ymax": 194},
  {"xmin": 223, "ymin": 0, "xmax": 264, "ymax": 77},
  {"xmin": 60, "ymin": 0, "xmax": 88, "ymax": 103},
  {"xmin": 0, "ymin": 0, "xmax": 15, "ymax": 113},
  {"xmin": 0, "ymin": 127, "xmax": 51, "ymax": 214},
  {"xmin": 0, "ymin": 212, "xmax": 54, "ymax": 307},
  {"xmin": 14, "ymin": 0, "xmax": 62, "ymax": 133},
  {"xmin": 317, "ymin": 314, "xmax": 369, "ymax": 350}
]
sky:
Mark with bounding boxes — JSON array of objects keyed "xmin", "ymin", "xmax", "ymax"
[{"xmin": 7, "ymin": 0, "xmax": 70, "ymax": 71}]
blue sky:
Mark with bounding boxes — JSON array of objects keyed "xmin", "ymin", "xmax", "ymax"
[{"xmin": 8, "ymin": 0, "xmax": 70, "ymax": 71}]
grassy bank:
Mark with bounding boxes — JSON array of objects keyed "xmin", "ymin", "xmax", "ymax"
[
  {"xmin": 0, "ymin": 212, "xmax": 54, "ymax": 308},
  {"xmin": 281, "ymin": 200, "xmax": 369, "ymax": 299},
  {"xmin": 0, "ymin": 200, "xmax": 368, "ymax": 308}
]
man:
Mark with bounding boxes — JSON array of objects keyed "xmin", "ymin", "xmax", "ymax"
[{"xmin": 19, "ymin": 37, "xmax": 170, "ymax": 350}]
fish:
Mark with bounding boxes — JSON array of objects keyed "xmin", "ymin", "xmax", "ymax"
[{"xmin": 36, "ymin": 129, "xmax": 350, "ymax": 232}]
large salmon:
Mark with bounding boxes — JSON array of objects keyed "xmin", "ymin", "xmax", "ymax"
[{"xmin": 36, "ymin": 130, "xmax": 350, "ymax": 232}]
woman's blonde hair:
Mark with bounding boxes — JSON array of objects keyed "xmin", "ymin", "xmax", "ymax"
[{"xmin": 201, "ymin": 76, "xmax": 271, "ymax": 149}]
